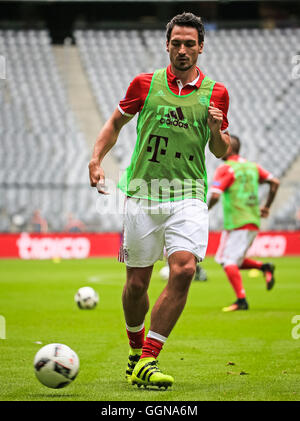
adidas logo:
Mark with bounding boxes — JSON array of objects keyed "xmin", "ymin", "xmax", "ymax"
[
  {"xmin": 155, "ymin": 90, "xmax": 165, "ymax": 97},
  {"xmin": 159, "ymin": 107, "xmax": 188, "ymax": 129}
]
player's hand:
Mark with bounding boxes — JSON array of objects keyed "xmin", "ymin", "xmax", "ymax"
[
  {"xmin": 88, "ymin": 160, "xmax": 109, "ymax": 195},
  {"xmin": 260, "ymin": 206, "xmax": 270, "ymax": 218},
  {"xmin": 207, "ymin": 102, "xmax": 223, "ymax": 133}
]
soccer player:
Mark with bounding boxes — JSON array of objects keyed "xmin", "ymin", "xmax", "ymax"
[
  {"xmin": 88, "ymin": 12, "xmax": 230, "ymax": 388},
  {"xmin": 31, "ymin": 210, "xmax": 48, "ymax": 233},
  {"xmin": 208, "ymin": 135, "xmax": 280, "ymax": 312},
  {"xmin": 64, "ymin": 213, "xmax": 86, "ymax": 233}
]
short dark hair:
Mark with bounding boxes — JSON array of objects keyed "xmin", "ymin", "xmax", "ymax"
[
  {"xmin": 230, "ymin": 135, "xmax": 241, "ymax": 154},
  {"xmin": 166, "ymin": 12, "xmax": 205, "ymax": 44}
]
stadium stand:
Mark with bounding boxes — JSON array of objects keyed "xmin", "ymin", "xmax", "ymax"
[
  {"xmin": 74, "ymin": 27, "xmax": 300, "ymax": 230},
  {"xmin": 269, "ymin": 184, "xmax": 300, "ymax": 230},
  {"xmin": 0, "ymin": 29, "xmax": 123, "ymax": 232},
  {"xmin": 1, "ymin": 27, "xmax": 300, "ymax": 232}
]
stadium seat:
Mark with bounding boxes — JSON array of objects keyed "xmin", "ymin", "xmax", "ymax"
[
  {"xmin": 0, "ymin": 29, "xmax": 98, "ymax": 232},
  {"xmin": 1, "ymin": 27, "xmax": 300, "ymax": 232},
  {"xmin": 74, "ymin": 27, "xmax": 300, "ymax": 230}
]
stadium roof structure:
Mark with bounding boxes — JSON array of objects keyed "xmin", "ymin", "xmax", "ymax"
[{"xmin": 3, "ymin": 0, "xmax": 291, "ymax": 2}]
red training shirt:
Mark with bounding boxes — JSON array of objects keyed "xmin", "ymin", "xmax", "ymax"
[
  {"xmin": 210, "ymin": 155, "xmax": 273, "ymax": 230},
  {"xmin": 118, "ymin": 65, "xmax": 229, "ymax": 132}
]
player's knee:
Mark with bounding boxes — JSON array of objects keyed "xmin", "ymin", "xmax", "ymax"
[
  {"xmin": 126, "ymin": 277, "xmax": 148, "ymax": 299},
  {"xmin": 171, "ymin": 261, "xmax": 196, "ymax": 284},
  {"xmin": 167, "ymin": 262, "xmax": 195, "ymax": 299}
]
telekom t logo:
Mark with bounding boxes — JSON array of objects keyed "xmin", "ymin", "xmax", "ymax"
[{"xmin": 147, "ymin": 134, "xmax": 168, "ymax": 163}]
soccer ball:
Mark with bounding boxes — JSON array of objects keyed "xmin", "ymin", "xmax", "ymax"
[
  {"xmin": 75, "ymin": 286, "xmax": 99, "ymax": 309},
  {"xmin": 34, "ymin": 343, "xmax": 79, "ymax": 389},
  {"xmin": 159, "ymin": 265, "xmax": 170, "ymax": 280}
]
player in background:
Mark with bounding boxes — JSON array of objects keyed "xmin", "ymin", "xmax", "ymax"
[
  {"xmin": 89, "ymin": 12, "xmax": 230, "ymax": 388},
  {"xmin": 208, "ymin": 135, "xmax": 280, "ymax": 312},
  {"xmin": 64, "ymin": 213, "xmax": 86, "ymax": 233},
  {"xmin": 31, "ymin": 209, "xmax": 48, "ymax": 233}
]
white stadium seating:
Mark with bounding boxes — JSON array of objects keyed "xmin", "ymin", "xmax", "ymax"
[
  {"xmin": 74, "ymin": 27, "xmax": 300, "ymax": 231},
  {"xmin": 1, "ymin": 27, "xmax": 300, "ymax": 232}
]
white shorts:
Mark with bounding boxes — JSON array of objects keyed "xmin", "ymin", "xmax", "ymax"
[
  {"xmin": 121, "ymin": 198, "xmax": 209, "ymax": 267},
  {"xmin": 215, "ymin": 229, "xmax": 258, "ymax": 268}
]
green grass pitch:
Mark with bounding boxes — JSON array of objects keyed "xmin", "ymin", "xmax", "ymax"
[{"xmin": 0, "ymin": 256, "xmax": 299, "ymax": 401}]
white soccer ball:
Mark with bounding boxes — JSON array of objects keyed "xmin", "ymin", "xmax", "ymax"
[
  {"xmin": 34, "ymin": 343, "xmax": 79, "ymax": 389},
  {"xmin": 75, "ymin": 286, "xmax": 99, "ymax": 309},
  {"xmin": 159, "ymin": 265, "xmax": 170, "ymax": 280}
]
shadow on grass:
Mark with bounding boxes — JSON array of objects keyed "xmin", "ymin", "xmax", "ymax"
[
  {"xmin": 131, "ymin": 386, "xmax": 171, "ymax": 392},
  {"xmin": 31, "ymin": 394, "xmax": 80, "ymax": 399}
]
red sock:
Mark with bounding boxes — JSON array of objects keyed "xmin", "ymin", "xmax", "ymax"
[
  {"xmin": 224, "ymin": 265, "xmax": 246, "ymax": 299},
  {"xmin": 240, "ymin": 258, "xmax": 263, "ymax": 270},
  {"xmin": 141, "ymin": 337, "xmax": 163, "ymax": 359},
  {"xmin": 126, "ymin": 326, "xmax": 145, "ymax": 349}
]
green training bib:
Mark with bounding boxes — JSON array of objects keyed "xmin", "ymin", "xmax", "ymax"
[
  {"xmin": 222, "ymin": 160, "xmax": 261, "ymax": 230},
  {"xmin": 118, "ymin": 68, "xmax": 215, "ymax": 202}
]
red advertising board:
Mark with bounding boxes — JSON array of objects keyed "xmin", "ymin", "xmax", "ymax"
[
  {"xmin": 207, "ymin": 231, "xmax": 300, "ymax": 257},
  {"xmin": 0, "ymin": 231, "xmax": 299, "ymax": 259},
  {"xmin": 0, "ymin": 233, "xmax": 121, "ymax": 259}
]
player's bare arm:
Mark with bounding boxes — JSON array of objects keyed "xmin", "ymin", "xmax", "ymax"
[
  {"xmin": 260, "ymin": 177, "xmax": 280, "ymax": 218},
  {"xmin": 88, "ymin": 108, "xmax": 133, "ymax": 193},
  {"xmin": 207, "ymin": 102, "xmax": 230, "ymax": 158},
  {"xmin": 207, "ymin": 192, "xmax": 221, "ymax": 210}
]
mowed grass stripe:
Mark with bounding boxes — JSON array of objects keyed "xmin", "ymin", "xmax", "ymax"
[{"xmin": 0, "ymin": 257, "xmax": 299, "ymax": 401}]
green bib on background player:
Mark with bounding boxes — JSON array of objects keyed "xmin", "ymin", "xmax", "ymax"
[
  {"xmin": 118, "ymin": 68, "xmax": 215, "ymax": 202},
  {"xmin": 222, "ymin": 160, "xmax": 261, "ymax": 230}
]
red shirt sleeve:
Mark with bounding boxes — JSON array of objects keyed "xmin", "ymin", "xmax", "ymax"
[
  {"xmin": 256, "ymin": 164, "xmax": 273, "ymax": 183},
  {"xmin": 210, "ymin": 82, "xmax": 229, "ymax": 132},
  {"xmin": 118, "ymin": 73, "xmax": 153, "ymax": 116},
  {"xmin": 118, "ymin": 70, "xmax": 230, "ymax": 133},
  {"xmin": 210, "ymin": 163, "xmax": 234, "ymax": 193}
]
